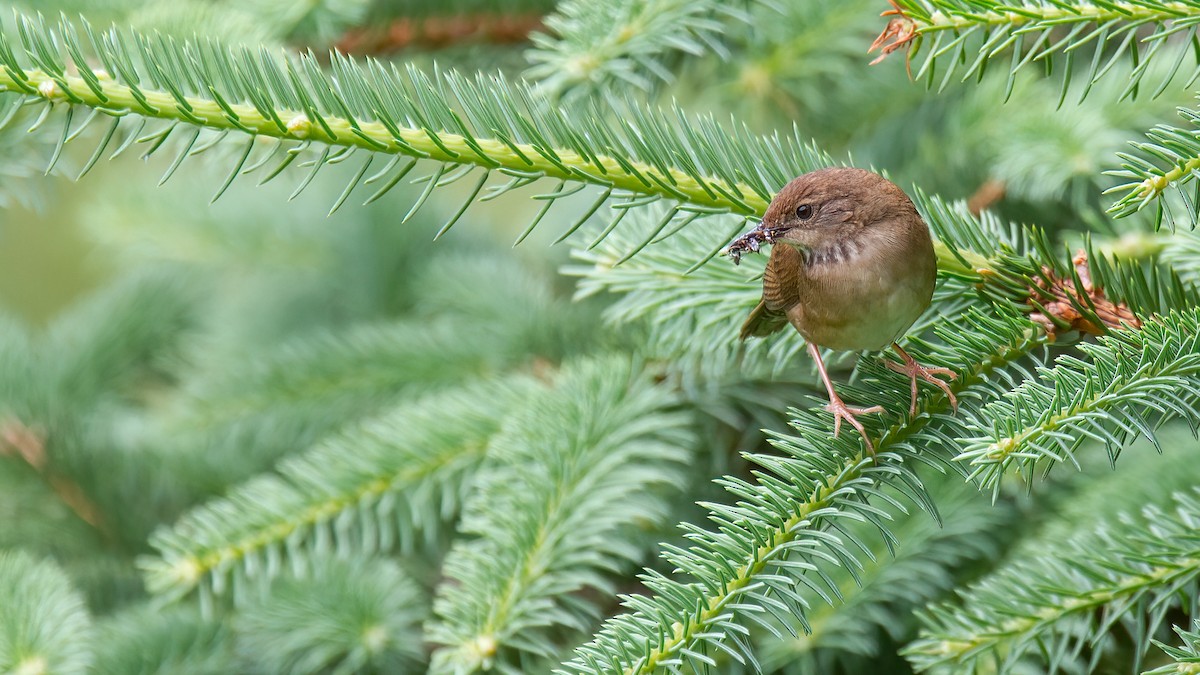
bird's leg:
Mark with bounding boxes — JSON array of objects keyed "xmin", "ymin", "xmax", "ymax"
[
  {"xmin": 807, "ymin": 342, "xmax": 884, "ymax": 454},
  {"xmin": 886, "ymin": 343, "xmax": 958, "ymax": 417}
]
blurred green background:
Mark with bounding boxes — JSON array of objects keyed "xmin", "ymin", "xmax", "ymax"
[{"xmin": 3, "ymin": 1, "xmax": 1200, "ymax": 673}]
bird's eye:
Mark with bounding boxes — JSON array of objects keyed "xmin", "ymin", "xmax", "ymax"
[{"xmin": 795, "ymin": 204, "xmax": 814, "ymax": 220}]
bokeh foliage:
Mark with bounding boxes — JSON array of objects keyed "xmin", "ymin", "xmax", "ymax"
[{"xmin": 1, "ymin": 1, "xmax": 1199, "ymax": 674}]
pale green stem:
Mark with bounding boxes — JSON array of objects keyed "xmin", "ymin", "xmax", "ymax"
[
  {"xmin": 0, "ymin": 68, "xmax": 769, "ymax": 215},
  {"xmin": 912, "ymin": 2, "xmax": 1198, "ymax": 32},
  {"xmin": 1132, "ymin": 158, "xmax": 1199, "ymax": 202}
]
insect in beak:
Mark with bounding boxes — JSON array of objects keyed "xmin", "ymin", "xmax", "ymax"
[{"xmin": 726, "ymin": 220, "xmax": 784, "ymax": 265}]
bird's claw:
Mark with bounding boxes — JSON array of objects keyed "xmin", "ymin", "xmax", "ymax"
[
  {"xmin": 825, "ymin": 398, "xmax": 885, "ymax": 456},
  {"xmin": 886, "ymin": 350, "xmax": 958, "ymax": 417}
]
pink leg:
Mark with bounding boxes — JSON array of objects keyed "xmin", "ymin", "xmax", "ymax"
[
  {"xmin": 807, "ymin": 342, "xmax": 885, "ymax": 455},
  {"xmin": 886, "ymin": 343, "xmax": 958, "ymax": 417}
]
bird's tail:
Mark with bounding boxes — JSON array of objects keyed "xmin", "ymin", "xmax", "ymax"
[{"xmin": 739, "ymin": 300, "xmax": 788, "ymax": 340}]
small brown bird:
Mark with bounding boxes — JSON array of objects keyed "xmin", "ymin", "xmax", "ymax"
[{"xmin": 735, "ymin": 167, "xmax": 957, "ymax": 453}]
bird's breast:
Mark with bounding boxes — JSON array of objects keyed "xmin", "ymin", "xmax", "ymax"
[{"xmin": 786, "ymin": 234, "xmax": 935, "ymax": 351}]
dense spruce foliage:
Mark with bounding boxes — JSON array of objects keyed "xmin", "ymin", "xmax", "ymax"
[{"xmin": 1, "ymin": 1, "xmax": 1199, "ymax": 673}]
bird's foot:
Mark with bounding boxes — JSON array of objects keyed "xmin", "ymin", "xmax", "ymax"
[
  {"xmin": 825, "ymin": 397, "xmax": 885, "ymax": 456},
  {"xmin": 886, "ymin": 345, "xmax": 958, "ymax": 417}
]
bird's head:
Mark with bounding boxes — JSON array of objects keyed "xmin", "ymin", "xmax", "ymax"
[{"xmin": 757, "ymin": 167, "xmax": 918, "ymax": 251}]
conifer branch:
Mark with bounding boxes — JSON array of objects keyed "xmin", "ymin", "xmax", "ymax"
[
  {"xmin": 0, "ymin": 11, "xmax": 847, "ymax": 257},
  {"xmin": 0, "ymin": 274, "xmax": 195, "ymax": 548},
  {"xmin": 428, "ymin": 357, "xmax": 693, "ymax": 674},
  {"xmin": 877, "ymin": 1, "xmax": 1200, "ymax": 102},
  {"xmin": 559, "ymin": 308, "xmax": 1048, "ymax": 675},
  {"xmin": 1108, "ymin": 101, "xmax": 1200, "ymax": 223},
  {"xmin": 955, "ymin": 309, "xmax": 1200, "ymax": 490},
  {"xmin": 142, "ymin": 381, "xmax": 535, "ymax": 602},
  {"xmin": 754, "ymin": 478, "xmax": 1009, "ymax": 672},
  {"xmin": 906, "ymin": 488, "xmax": 1200, "ymax": 672},
  {"xmin": 237, "ymin": 558, "xmax": 425, "ymax": 673},
  {"xmin": 173, "ymin": 319, "xmax": 504, "ymax": 431},
  {"xmin": 0, "ymin": 65, "xmax": 770, "ymax": 213},
  {"xmin": 1146, "ymin": 620, "xmax": 1200, "ymax": 675},
  {"xmin": 526, "ymin": 0, "xmax": 748, "ymax": 98},
  {"xmin": 899, "ymin": 1, "xmax": 1200, "ymax": 32},
  {"xmin": 0, "ymin": 550, "xmax": 94, "ymax": 674},
  {"xmin": 91, "ymin": 605, "xmax": 234, "ymax": 675}
]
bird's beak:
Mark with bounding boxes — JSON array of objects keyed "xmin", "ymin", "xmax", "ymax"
[{"xmin": 756, "ymin": 219, "xmax": 789, "ymax": 242}]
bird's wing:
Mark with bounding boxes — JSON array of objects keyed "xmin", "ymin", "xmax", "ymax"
[
  {"xmin": 739, "ymin": 245, "xmax": 802, "ymax": 340},
  {"xmin": 762, "ymin": 244, "xmax": 804, "ymax": 310},
  {"xmin": 739, "ymin": 300, "xmax": 787, "ymax": 339}
]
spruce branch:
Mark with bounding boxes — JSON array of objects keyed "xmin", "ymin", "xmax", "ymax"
[
  {"xmin": 148, "ymin": 251, "xmax": 588, "ymax": 495},
  {"xmin": 237, "ymin": 558, "xmax": 425, "ymax": 674},
  {"xmin": 141, "ymin": 380, "xmax": 536, "ymax": 603},
  {"xmin": 0, "ymin": 450, "xmax": 104, "ymax": 559},
  {"xmin": 525, "ymin": 0, "xmax": 749, "ymax": 98},
  {"xmin": 558, "ymin": 307, "xmax": 1048, "ymax": 675},
  {"xmin": 735, "ymin": 0, "xmax": 881, "ymax": 107},
  {"xmin": 159, "ymin": 252, "xmax": 591, "ymax": 469},
  {"xmin": 0, "ymin": 271, "xmax": 195, "ymax": 427},
  {"xmin": 876, "ymin": 1, "xmax": 1200, "ymax": 102},
  {"xmin": 0, "ymin": 11, "xmax": 835, "ymax": 257},
  {"xmin": 91, "ymin": 605, "xmax": 235, "ymax": 675},
  {"xmin": 0, "ymin": 273, "xmax": 197, "ymax": 547},
  {"xmin": 1108, "ymin": 99, "xmax": 1200, "ymax": 224},
  {"xmin": 1146, "ymin": 620, "xmax": 1200, "ymax": 675},
  {"xmin": 0, "ymin": 550, "xmax": 94, "ymax": 675},
  {"xmin": 752, "ymin": 477, "xmax": 1010, "ymax": 673},
  {"xmin": 906, "ymin": 487, "xmax": 1200, "ymax": 672},
  {"xmin": 428, "ymin": 356, "xmax": 693, "ymax": 674},
  {"xmin": 43, "ymin": 272, "xmax": 197, "ymax": 412},
  {"xmin": 955, "ymin": 308, "xmax": 1200, "ymax": 491}
]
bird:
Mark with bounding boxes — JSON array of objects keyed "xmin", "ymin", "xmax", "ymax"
[{"xmin": 735, "ymin": 167, "xmax": 957, "ymax": 454}]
